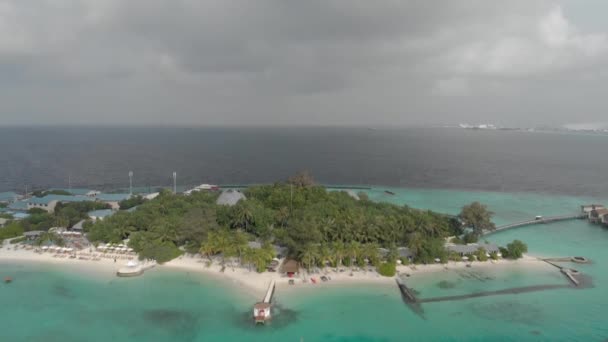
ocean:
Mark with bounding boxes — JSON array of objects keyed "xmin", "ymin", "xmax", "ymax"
[
  {"xmin": 1, "ymin": 127, "xmax": 608, "ymax": 341},
  {"xmin": 1, "ymin": 126, "xmax": 607, "ymax": 196}
]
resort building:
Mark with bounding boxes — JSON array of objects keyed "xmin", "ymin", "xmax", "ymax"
[
  {"xmin": 281, "ymin": 259, "xmax": 300, "ymax": 277},
  {"xmin": 88, "ymin": 209, "xmax": 116, "ymax": 221},
  {"xmin": 0, "ymin": 218, "xmax": 7, "ymax": 227},
  {"xmin": 27, "ymin": 195, "xmax": 94, "ymax": 213},
  {"xmin": 51, "ymin": 188, "xmax": 100, "ymax": 197},
  {"xmin": 445, "ymin": 243, "xmax": 500, "ymax": 257},
  {"xmin": 0, "ymin": 191, "xmax": 20, "ymax": 204},
  {"xmin": 7, "ymin": 200, "xmax": 28, "ymax": 212},
  {"xmin": 143, "ymin": 192, "xmax": 160, "ymax": 200},
  {"xmin": 247, "ymin": 241, "xmax": 289, "ymax": 259},
  {"xmin": 581, "ymin": 204, "xmax": 605, "ymax": 216},
  {"xmin": 24, "ymin": 230, "xmax": 44, "ymax": 240},
  {"xmin": 216, "ymin": 189, "xmax": 246, "ymax": 206},
  {"xmin": 95, "ymin": 193, "xmax": 131, "ymax": 209},
  {"xmin": 72, "ymin": 220, "xmax": 86, "ymax": 232},
  {"xmin": 185, "ymin": 184, "xmax": 219, "ymax": 195},
  {"xmin": 589, "ymin": 208, "xmax": 608, "ymax": 224}
]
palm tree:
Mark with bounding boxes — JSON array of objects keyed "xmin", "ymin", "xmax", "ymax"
[
  {"xmin": 331, "ymin": 241, "xmax": 346, "ymax": 269},
  {"xmin": 318, "ymin": 244, "xmax": 333, "ymax": 269},
  {"xmin": 407, "ymin": 232, "xmax": 425, "ymax": 261},
  {"xmin": 346, "ymin": 241, "xmax": 361, "ymax": 269},
  {"xmin": 241, "ymin": 247, "xmax": 256, "ymax": 271},
  {"xmin": 362, "ymin": 243, "xmax": 380, "ymax": 267},
  {"xmin": 299, "ymin": 244, "xmax": 319, "ymax": 272},
  {"xmin": 276, "ymin": 207, "xmax": 290, "ymax": 228},
  {"xmin": 232, "ymin": 231, "xmax": 249, "ymax": 266},
  {"xmin": 200, "ymin": 232, "xmax": 218, "ymax": 261},
  {"xmin": 234, "ymin": 203, "xmax": 254, "ymax": 231}
]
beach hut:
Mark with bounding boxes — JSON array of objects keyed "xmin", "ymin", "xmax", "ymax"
[
  {"xmin": 281, "ymin": 259, "xmax": 299, "ymax": 278},
  {"xmin": 24, "ymin": 231, "xmax": 44, "ymax": 241}
]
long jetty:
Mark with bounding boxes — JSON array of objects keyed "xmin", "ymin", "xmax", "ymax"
[
  {"xmin": 483, "ymin": 214, "xmax": 586, "ymax": 236},
  {"xmin": 419, "ymin": 284, "xmax": 570, "ymax": 303}
]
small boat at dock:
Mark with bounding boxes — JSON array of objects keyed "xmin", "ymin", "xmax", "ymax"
[
  {"xmin": 384, "ymin": 190, "xmax": 395, "ymax": 195},
  {"xmin": 4, "ymin": 276, "xmax": 12, "ymax": 283}
]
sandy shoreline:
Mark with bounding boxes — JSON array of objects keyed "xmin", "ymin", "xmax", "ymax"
[{"xmin": 0, "ymin": 244, "xmax": 555, "ymax": 299}]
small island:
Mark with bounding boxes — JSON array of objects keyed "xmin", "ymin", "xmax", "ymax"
[{"xmin": 1, "ymin": 173, "xmax": 529, "ymax": 286}]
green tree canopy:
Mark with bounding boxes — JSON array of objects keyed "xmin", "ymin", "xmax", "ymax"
[{"xmin": 459, "ymin": 202, "xmax": 495, "ymax": 236}]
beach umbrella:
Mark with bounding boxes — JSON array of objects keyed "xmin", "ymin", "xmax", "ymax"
[
  {"xmin": 434, "ymin": 258, "xmax": 441, "ymax": 263},
  {"xmin": 127, "ymin": 248, "xmax": 133, "ymax": 252},
  {"xmin": 462, "ymin": 256, "xmax": 469, "ymax": 261}
]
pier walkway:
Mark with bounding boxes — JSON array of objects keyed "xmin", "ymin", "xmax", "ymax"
[{"xmin": 483, "ymin": 214, "xmax": 586, "ymax": 236}]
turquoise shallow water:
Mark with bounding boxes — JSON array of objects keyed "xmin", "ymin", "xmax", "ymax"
[{"xmin": 2, "ymin": 188, "xmax": 608, "ymax": 341}]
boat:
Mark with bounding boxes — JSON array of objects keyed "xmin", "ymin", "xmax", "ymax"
[
  {"xmin": 4, "ymin": 276, "xmax": 12, "ymax": 283},
  {"xmin": 384, "ymin": 190, "xmax": 395, "ymax": 195}
]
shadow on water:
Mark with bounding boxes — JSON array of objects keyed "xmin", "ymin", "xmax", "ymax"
[
  {"xmin": 142, "ymin": 309, "xmax": 201, "ymax": 338},
  {"xmin": 52, "ymin": 284, "xmax": 76, "ymax": 299},
  {"xmin": 469, "ymin": 300, "xmax": 545, "ymax": 325},
  {"xmin": 233, "ymin": 303, "xmax": 299, "ymax": 331}
]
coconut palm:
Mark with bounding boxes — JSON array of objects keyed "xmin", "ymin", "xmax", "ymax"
[
  {"xmin": 234, "ymin": 203, "xmax": 254, "ymax": 231},
  {"xmin": 317, "ymin": 244, "xmax": 333, "ymax": 269},
  {"xmin": 299, "ymin": 244, "xmax": 319, "ymax": 272},
  {"xmin": 331, "ymin": 241, "xmax": 346, "ymax": 268},
  {"xmin": 346, "ymin": 241, "xmax": 362, "ymax": 269},
  {"xmin": 407, "ymin": 232, "xmax": 425, "ymax": 260},
  {"xmin": 362, "ymin": 243, "xmax": 380, "ymax": 267},
  {"xmin": 241, "ymin": 247, "xmax": 256, "ymax": 271}
]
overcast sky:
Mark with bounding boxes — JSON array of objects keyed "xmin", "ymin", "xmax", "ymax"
[{"xmin": 1, "ymin": 1, "xmax": 607, "ymax": 127}]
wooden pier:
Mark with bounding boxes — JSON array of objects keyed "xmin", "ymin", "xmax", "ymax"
[
  {"xmin": 483, "ymin": 214, "xmax": 586, "ymax": 236},
  {"xmin": 253, "ymin": 280, "xmax": 276, "ymax": 324}
]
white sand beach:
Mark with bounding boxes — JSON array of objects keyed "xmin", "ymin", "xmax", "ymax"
[{"xmin": 0, "ymin": 243, "xmax": 555, "ymax": 298}]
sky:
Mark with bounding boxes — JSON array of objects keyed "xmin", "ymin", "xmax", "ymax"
[{"xmin": 1, "ymin": 1, "xmax": 607, "ymax": 127}]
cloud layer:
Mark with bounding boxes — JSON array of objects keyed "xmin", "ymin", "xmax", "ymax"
[{"xmin": 1, "ymin": 1, "xmax": 607, "ymax": 126}]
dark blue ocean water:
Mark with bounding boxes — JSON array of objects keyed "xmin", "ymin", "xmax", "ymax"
[{"xmin": 1, "ymin": 126, "xmax": 607, "ymax": 196}]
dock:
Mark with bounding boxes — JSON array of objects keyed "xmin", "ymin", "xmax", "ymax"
[
  {"xmin": 395, "ymin": 278, "xmax": 425, "ymax": 318},
  {"xmin": 483, "ymin": 214, "xmax": 586, "ymax": 236},
  {"xmin": 253, "ymin": 280, "xmax": 276, "ymax": 324}
]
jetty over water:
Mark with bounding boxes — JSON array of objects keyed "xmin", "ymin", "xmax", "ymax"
[
  {"xmin": 483, "ymin": 214, "xmax": 586, "ymax": 236},
  {"xmin": 253, "ymin": 280, "xmax": 276, "ymax": 324}
]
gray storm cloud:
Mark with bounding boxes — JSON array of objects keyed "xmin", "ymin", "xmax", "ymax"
[{"xmin": 0, "ymin": 1, "xmax": 607, "ymax": 127}]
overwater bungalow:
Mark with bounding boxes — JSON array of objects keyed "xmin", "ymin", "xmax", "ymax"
[
  {"xmin": 253, "ymin": 302, "xmax": 271, "ymax": 324},
  {"xmin": 589, "ymin": 208, "xmax": 608, "ymax": 224},
  {"xmin": 581, "ymin": 204, "xmax": 605, "ymax": 215}
]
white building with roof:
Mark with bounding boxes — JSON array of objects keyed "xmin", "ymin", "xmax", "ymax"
[{"xmin": 216, "ymin": 190, "xmax": 246, "ymax": 206}]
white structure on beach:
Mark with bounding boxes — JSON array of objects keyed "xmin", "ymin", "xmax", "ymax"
[{"xmin": 216, "ymin": 189, "xmax": 246, "ymax": 206}]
